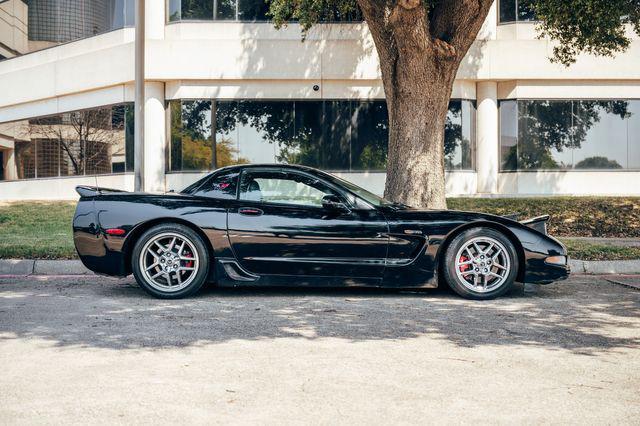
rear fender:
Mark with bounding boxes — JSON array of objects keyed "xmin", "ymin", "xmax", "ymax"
[{"xmin": 120, "ymin": 217, "xmax": 222, "ymax": 279}]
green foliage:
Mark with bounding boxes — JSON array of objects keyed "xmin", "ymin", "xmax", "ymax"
[
  {"xmin": 268, "ymin": 0, "xmax": 360, "ymax": 33},
  {"xmin": 268, "ymin": 0, "xmax": 640, "ymax": 64},
  {"xmin": 534, "ymin": 0, "xmax": 640, "ymax": 65}
]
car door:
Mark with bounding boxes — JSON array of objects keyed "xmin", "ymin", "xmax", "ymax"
[{"xmin": 226, "ymin": 168, "xmax": 389, "ymax": 281}]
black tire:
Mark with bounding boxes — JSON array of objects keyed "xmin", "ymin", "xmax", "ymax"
[
  {"xmin": 441, "ymin": 227, "xmax": 519, "ymax": 300},
  {"xmin": 131, "ymin": 223, "xmax": 210, "ymax": 299}
]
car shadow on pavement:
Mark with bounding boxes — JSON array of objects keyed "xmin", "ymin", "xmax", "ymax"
[{"xmin": 0, "ymin": 276, "xmax": 639, "ymax": 354}]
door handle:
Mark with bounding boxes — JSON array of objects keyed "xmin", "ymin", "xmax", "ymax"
[{"xmin": 238, "ymin": 207, "xmax": 263, "ymax": 216}]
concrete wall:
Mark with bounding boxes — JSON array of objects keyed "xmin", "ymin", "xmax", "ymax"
[{"xmin": 0, "ymin": 174, "xmax": 134, "ymax": 201}]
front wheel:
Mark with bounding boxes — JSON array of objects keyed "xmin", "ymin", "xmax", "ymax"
[
  {"xmin": 442, "ymin": 228, "xmax": 518, "ymax": 300},
  {"xmin": 131, "ymin": 224, "xmax": 210, "ymax": 299}
]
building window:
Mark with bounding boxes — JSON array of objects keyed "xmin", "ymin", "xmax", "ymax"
[
  {"xmin": 499, "ymin": 99, "xmax": 639, "ymax": 171},
  {"xmin": 499, "ymin": 0, "xmax": 536, "ymax": 23},
  {"xmin": 168, "ymin": 99, "xmax": 476, "ymax": 173},
  {"xmin": 167, "ymin": 0, "xmax": 361, "ymax": 22},
  {"xmin": 0, "ymin": 0, "xmax": 135, "ymax": 61},
  {"xmin": 0, "ymin": 103, "xmax": 134, "ymax": 181}
]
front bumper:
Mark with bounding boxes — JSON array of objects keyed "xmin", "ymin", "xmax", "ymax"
[{"xmin": 523, "ymin": 258, "xmax": 571, "ymax": 285}]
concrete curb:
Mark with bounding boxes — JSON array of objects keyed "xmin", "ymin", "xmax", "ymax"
[
  {"xmin": 0, "ymin": 259, "xmax": 92, "ymax": 276},
  {"xmin": 568, "ymin": 259, "xmax": 640, "ymax": 275},
  {"xmin": 1, "ymin": 259, "xmax": 640, "ymax": 276}
]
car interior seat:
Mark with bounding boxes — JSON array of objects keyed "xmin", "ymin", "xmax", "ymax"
[{"xmin": 245, "ymin": 179, "xmax": 262, "ymax": 201}]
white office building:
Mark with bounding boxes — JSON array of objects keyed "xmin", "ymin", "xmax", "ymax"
[{"xmin": 1, "ymin": 0, "xmax": 639, "ymax": 200}]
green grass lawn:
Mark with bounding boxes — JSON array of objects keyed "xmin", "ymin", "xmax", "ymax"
[
  {"xmin": 0, "ymin": 198, "xmax": 639, "ymax": 261},
  {"xmin": 0, "ymin": 202, "xmax": 77, "ymax": 259},
  {"xmin": 560, "ymin": 239, "xmax": 640, "ymax": 261},
  {"xmin": 447, "ymin": 197, "xmax": 640, "ymax": 238}
]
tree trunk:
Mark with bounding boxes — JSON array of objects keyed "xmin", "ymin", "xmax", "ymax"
[
  {"xmin": 383, "ymin": 67, "xmax": 454, "ymax": 210},
  {"xmin": 356, "ymin": 0, "xmax": 494, "ymax": 210}
]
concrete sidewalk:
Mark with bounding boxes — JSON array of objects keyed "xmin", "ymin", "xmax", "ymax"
[{"xmin": 2, "ymin": 258, "xmax": 640, "ymax": 276}]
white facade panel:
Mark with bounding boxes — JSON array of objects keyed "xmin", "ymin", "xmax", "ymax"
[
  {"xmin": 0, "ymin": 174, "xmax": 134, "ymax": 201},
  {"xmin": 498, "ymin": 172, "xmax": 640, "ymax": 196}
]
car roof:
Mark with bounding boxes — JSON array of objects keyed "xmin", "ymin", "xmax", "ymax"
[{"xmin": 219, "ymin": 163, "xmax": 322, "ymax": 174}]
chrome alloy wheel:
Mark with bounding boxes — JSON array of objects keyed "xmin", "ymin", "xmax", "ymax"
[
  {"xmin": 139, "ymin": 232, "xmax": 200, "ymax": 292},
  {"xmin": 454, "ymin": 236, "xmax": 511, "ymax": 293}
]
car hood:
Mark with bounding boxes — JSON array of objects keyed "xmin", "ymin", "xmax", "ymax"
[{"xmin": 381, "ymin": 207, "xmax": 512, "ymax": 225}]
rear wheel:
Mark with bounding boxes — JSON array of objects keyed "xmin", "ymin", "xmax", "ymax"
[
  {"xmin": 131, "ymin": 224, "xmax": 209, "ymax": 299},
  {"xmin": 442, "ymin": 227, "xmax": 518, "ymax": 300}
]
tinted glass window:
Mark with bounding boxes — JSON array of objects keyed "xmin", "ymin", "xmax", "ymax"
[
  {"xmin": 517, "ymin": 0, "xmax": 536, "ymax": 21},
  {"xmin": 291, "ymin": 101, "xmax": 323, "ymax": 167},
  {"xmin": 573, "ymin": 100, "xmax": 629, "ymax": 169},
  {"xmin": 167, "ymin": 0, "xmax": 363, "ymax": 22},
  {"xmin": 322, "ymin": 101, "xmax": 351, "ymax": 170},
  {"xmin": 182, "ymin": 0, "xmax": 213, "ymax": 19},
  {"xmin": 1, "ymin": 0, "xmax": 134, "ymax": 61},
  {"xmin": 351, "ymin": 101, "xmax": 388, "ymax": 170},
  {"xmin": 499, "ymin": 100, "xmax": 518, "ymax": 170},
  {"xmin": 499, "ymin": 99, "xmax": 639, "ymax": 170},
  {"xmin": 215, "ymin": 0, "xmax": 237, "ymax": 19},
  {"xmin": 499, "ymin": 0, "xmax": 516, "ymax": 22},
  {"xmin": 499, "ymin": 0, "xmax": 536, "ymax": 23},
  {"xmin": 239, "ymin": 170, "xmax": 340, "ymax": 207},
  {"xmin": 171, "ymin": 100, "xmax": 214, "ymax": 171},
  {"xmin": 237, "ymin": 0, "xmax": 269, "ymax": 20},
  {"xmin": 628, "ymin": 101, "xmax": 640, "ymax": 169},
  {"xmin": 445, "ymin": 100, "xmax": 475, "ymax": 170},
  {"xmin": 170, "ymin": 99, "xmax": 476, "ymax": 172},
  {"xmin": 168, "ymin": 0, "xmax": 182, "ymax": 21},
  {"xmin": 518, "ymin": 100, "xmax": 573, "ymax": 170},
  {"xmin": 0, "ymin": 103, "xmax": 134, "ymax": 181},
  {"xmin": 196, "ymin": 171, "xmax": 239, "ymax": 199}
]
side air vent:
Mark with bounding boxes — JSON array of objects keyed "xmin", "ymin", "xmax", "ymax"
[{"xmin": 219, "ymin": 260, "xmax": 260, "ymax": 282}]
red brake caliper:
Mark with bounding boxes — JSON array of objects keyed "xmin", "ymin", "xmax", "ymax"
[
  {"xmin": 459, "ymin": 255, "xmax": 470, "ymax": 272},
  {"xmin": 183, "ymin": 249, "xmax": 194, "ymax": 268}
]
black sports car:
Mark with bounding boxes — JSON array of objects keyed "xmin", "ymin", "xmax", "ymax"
[{"xmin": 73, "ymin": 164, "xmax": 569, "ymax": 299}]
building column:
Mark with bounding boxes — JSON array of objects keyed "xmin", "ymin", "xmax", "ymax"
[
  {"xmin": 135, "ymin": 0, "xmax": 165, "ymax": 192},
  {"xmin": 145, "ymin": 0, "xmax": 165, "ymax": 40},
  {"xmin": 3, "ymin": 148, "xmax": 18, "ymax": 180},
  {"xmin": 476, "ymin": 81, "xmax": 499, "ymax": 194},
  {"xmin": 143, "ymin": 81, "xmax": 166, "ymax": 193}
]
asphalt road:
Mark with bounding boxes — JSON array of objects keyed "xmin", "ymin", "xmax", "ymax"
[{"xmin": 0, "ymin": 275, "xmax": 639, "ymax": 424}]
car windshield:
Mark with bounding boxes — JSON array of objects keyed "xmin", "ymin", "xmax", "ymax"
[{"xmin": 320, "ymin": 172, "xmax": 397, "ymax": 207}]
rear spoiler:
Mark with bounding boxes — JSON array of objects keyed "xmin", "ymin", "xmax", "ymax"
[
  {"xmin": 519, "ymin": 215, "xmax": 550, "ymax": 235},
  {"xmin": 502, "ymin": 213, "xmax": 550, "ymax": 235},
  {"xmin": 75, "ymin": 185, "xmax": 127, "ymax": 198}
]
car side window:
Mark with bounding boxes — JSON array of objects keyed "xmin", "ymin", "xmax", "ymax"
[
  {"xmin": 195, "ymin": 171, "xmax": 239, "ymax": 199},
  {"xmin": 239, "ymin": 171, "xmax": 342, "ymax": 207}
]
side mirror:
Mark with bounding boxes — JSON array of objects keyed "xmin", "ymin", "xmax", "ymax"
[{"xmin": 322, "ymin": 194, "xmax": 349, "ymax": 212}]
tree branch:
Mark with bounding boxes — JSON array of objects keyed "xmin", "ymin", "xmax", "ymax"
[
  {"xmin": 430, "ymin": 0, "xmax": 494, "ymax": 61},
  {"xmin": 356, "ymin": 0, "xmax": 398, "ymax": 102}
]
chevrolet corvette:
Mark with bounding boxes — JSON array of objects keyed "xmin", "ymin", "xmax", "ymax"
[{"xmin": 73, "ymin": 164, "xmax": 569, "ymax": 299}]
